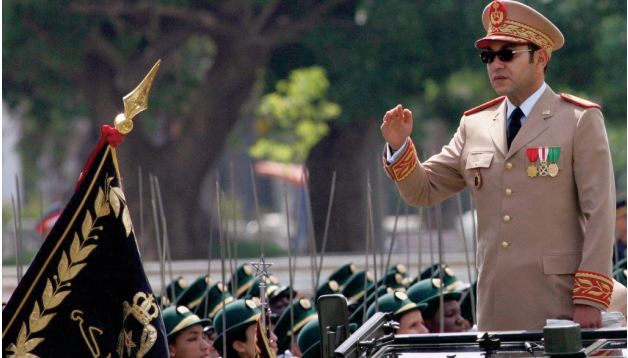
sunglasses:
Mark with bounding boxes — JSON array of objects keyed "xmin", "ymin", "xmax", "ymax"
[{"xmin": 480, "ymin": 48, "xmax": 534, "ymax": 64}]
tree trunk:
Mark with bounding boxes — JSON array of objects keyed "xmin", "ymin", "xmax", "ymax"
[{"xmin": 306, "ymin": 119, "xmax": 385, "ymax": 253}]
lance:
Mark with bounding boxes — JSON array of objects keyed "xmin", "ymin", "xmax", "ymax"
[
  {"xmin": 15, "ymin": 176, "xmax": 24, "ymax": 281},
  {"xmin": 367, "ymin": 177, "xmax": 379, "ymax": 313},
  {"xmin": 435, "ymin": 203, "xmax": 445, "ymax": 333},
  {"xmin": 222, "ymin": 187, "xmax": 235, "ymax": 299},
  {"xmin": 230, "ymin": 161, "xmax": 239, "ymax": 297},
  {"xmin": 384, "ymin": 196, "xmax": 402, "ymax": 276},
  {"xmin": 469, "ymin": 193, "xmax": 478, "ymax": 272},
  {"xmin": 216, "ymin": 180, "xmax": 228, "ymax": 357},
  {"xmin": 203, "ymin": 186, "xmax": 215, "ymax": 319},
  {"xmin": 138, "ymin": 166, "xmax": 145, "ymax": 255},
  {"xmin": 149, "ymin": 174, "xmax": 166, "ymax": 307},
  {"xmin": 249, "ymin": 163, "xmax": 265, "ymax": 258},
  {"xmin": 315, "ymin": 171, "xmax": 336, "ymax": 290},
  {"xmin": 11, "ymin": 195, "xmax": 22, "ymax": 283},
  {"xmin": 283, "ymin": 182, "xmax": 296, "ymax": 353},
  {"xmin": 417, "ymin": 207, "xmax": 423, "ymax": 278},
  {"xmin": 154, "ymin": 175, "xmax": 176, "ymax": 304},
  {"xmin": 427, "ymin": 207, "xmax": 435, "ymax": 274},
  {"xmin": 302, "ymin": 167, "xmax": 318, "ymax": 296},
  {"xmin": 405, "ymin": 204, "xmax": 410, "ymax": 270},
  {"xmin": 456, "ymin": 193, "xmax": 477, "ymax": 324},
  {"xmin": 362, "ymin": 189, "xmax": 371, "ymax": 323}
]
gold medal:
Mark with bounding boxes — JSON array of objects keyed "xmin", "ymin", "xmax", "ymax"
[
  {"xmin": 548, "ymin": 163, "xmax": 559, "ymax": 177},
  {"xmin": 527, "ymin": 164, "xmax": 538, "ymax": 178}
]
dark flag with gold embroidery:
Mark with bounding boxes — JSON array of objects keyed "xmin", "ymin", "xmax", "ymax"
[{"xmin": 2, "ymin": 126, "xmax": 168, "ymax": 357}]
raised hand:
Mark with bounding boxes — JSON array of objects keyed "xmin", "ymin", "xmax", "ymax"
[{"xmin": 381, "ymin": 104, "xmax": 413, "ymax": 150}]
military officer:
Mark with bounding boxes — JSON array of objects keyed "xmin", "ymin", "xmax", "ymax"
[{"xmin": 381, "ymin": 0, "xmax": 614, "ymax": 330}]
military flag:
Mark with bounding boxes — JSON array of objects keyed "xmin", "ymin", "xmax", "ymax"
[
  {"xmin": 255, "ymin": 317, "xmax": 276, "ymax": 358},
  {"xmin": 3, "ymin": 125, "xmax": 168, "ymax": 357}
]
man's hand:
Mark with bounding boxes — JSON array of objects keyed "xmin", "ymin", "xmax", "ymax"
[
  {"xmin": 381, "ymin": 104, "xmax": 413, "ymax": 150},
  {"xmin": 573, "ymin": 304, "xmax": 601, "ymax": 328}
]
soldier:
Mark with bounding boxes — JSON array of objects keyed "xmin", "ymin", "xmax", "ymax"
[
  {"xmin": 297, "ymin": 318, "xmax": 321, "ymax": 358},
  {"xmin": 212, "ymin": 298, "xmax": 278, "ymax": 357},
  {"xmin": 274, "ymin": 298, "xmax": 318, "ymax": 357},
  {"xmin": 163, "ymin": 305, "xmax": 218, "ymax": 358},
  {"xmin": 366, "ymin": 291, "xmax": 429, "ymax": 334},
  {"xmin": 228, "ymin": 264, "xmax": 257, "ymax": 299},
  {"xmin": 407, "ymin": 278, "xmax": 466, "ymax": 333},
  {"xmin": 381, "ymin": 0, "xmax": 614, "ymax": 330}
]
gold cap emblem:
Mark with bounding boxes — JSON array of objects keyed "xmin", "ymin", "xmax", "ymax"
[
  {"xmin": 394, "ymin": 291, "xmax": 408, "ymax": 301},
  {"xmin": 489, "ymin": 1, "xmax": 507, "ymax": 28},
  {"xmin": 245, "ymin": 299, "xmax": 257, "ymax": 309},
  {"xmin": 299, "ymin": 298, "xmax": 312, "ymax": 310},
  {"xmin": 329, "ymin": 280, "xmax": 339, "ymax": 291},
  {"xmin": 177, "ymin": 306, "xmax": 190, "ymax": 314},
  {"xmin": 177, "ymin": 277, "xmax": 187, "ymax": 289},
  {"xmin": 431, "ymin": 278, "xmax": 443, "ymax": 288},
  {"xmin": 243, "ymin": 264, "xmax": 253, "ymax": 276}
]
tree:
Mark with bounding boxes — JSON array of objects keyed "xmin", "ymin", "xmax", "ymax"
[{"xmin": 4, "ymin": 0, "xmax": 347, "ymax": 259}]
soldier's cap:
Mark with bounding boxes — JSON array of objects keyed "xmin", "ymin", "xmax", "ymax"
[
  {"xmin": 203, "ymin": 281, "xmax": 235, "ymax": 319},
  {"xmin": 227, "ymin": 264, "xmax": 256, "ymax": 298},
  {"xmin": 377, "ymin": 271, "xmax": 410, "ymax": 290},
  {"xmin": 341, "ymin": 270, "xmax": 375, "ymax": 303},
  {"xmin": 420, "ymin": 264, "xmax": 467, "ymax": 292},
  {"xmin": 476, "ymin": 0, "xmax": 564, "ymax": 52},
  {"xmin": 159, "ymin": 276, "xmax": 187, "ymax": 304},
  {"xmin": 269, "ymin": 284, "xmax": 297, "ymax": 302},
  {"xmin": 387, "ymin": 263, "xmax": 408, "ymax": 276},
  {"xmin": 274, "ymin": 298, "xmax": 317, "ymax": 352},
  {"xmin": 328, "ymin": 263, "xmax": 358, "ymax": 287},
  {"xmin": 407, "ymin": 278, "xmax": 462, "ymax": 317},
  {"xmin": 314, "ymin": 280, "xmax": 341, "ymax": 300},
  {"xmin": 366, "ymin": 291, "xmax": 428, "ymax": 321},
  {"xmin": 297, "ymin": 318, "xmax": 321, "ymax": 358},
  {"xmin": 163, "ymin": 305, "xmax": 211, "ymax": 338},
  {"xmin": 348, "ymin": 286, "xmax": 393, "ymax": 326},
  {"xmin": 245, "ymin": 274, "xmax": 280, "ymax": 299},
  {"xmin": 212, "ymin": 298, "xmax": 262, "ymax": 352},
  {"xmin": 175, "ymin": 275, "xmax": 211, "ymax": 311}
]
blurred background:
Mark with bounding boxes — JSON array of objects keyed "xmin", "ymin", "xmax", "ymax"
[{"xmin": 2, "ymin": 0, "xmax": 626, "ymax": 273}]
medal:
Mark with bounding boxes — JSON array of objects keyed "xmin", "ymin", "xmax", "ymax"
[
  {"xmin": 526, "ymin": 148, "xmax": 539, "ymax": 178},
  {"xmin": 537, "ymin": 146, "xmax": 549, "ymax": 177},
  {"xmin": 474, "ymin": 168, "xmax": 482, "ymax": 189},
  {"xmin": 548, "ymin": 146, "xmax": 560, "ymax": 177}
]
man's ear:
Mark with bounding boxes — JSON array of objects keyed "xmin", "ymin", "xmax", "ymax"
[
  {"xmin": 233, "ymin": 339, "xmax": 247, "ymax": 354},
  {"xmin": 537, "ymin": 49, "xmax": 550, "ymax": 69},
  {"xmin": 168, "ymin": 344, "xmax": 177, "ymax": 358}
]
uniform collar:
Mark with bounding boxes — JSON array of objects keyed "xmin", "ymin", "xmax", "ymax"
[{"xmin": 506, "ymin": 82, "xmax": 547, "ymax": 121}]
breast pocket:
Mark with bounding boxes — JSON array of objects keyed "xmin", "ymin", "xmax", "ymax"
[{"xmin": 465, "ymin": 151, "xmax": 494, "ymax": 170}]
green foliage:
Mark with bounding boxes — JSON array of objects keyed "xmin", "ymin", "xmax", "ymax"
[{"xmin": 250, "ymin": 66, "xmax": 340, "ymax": 163}]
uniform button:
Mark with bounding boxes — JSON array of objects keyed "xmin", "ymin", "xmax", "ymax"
[
  {"xmin": 501, "ymin": 241, "xmax": 510, "ymax": 249},
  {"xmin": 503, "ymin": 215, "xmax": 511, "ymax": 223},
  {"xmin": 505, "ymin": 162, "xmax": 513, "ymax": 170},
  {"xmin": 505, "ymin": 188, "xmax": 512, "ymax": 197}
]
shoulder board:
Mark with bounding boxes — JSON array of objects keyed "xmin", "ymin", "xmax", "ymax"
[
  {"xmin": 560, "ymin": 93, "xmax": 601, "ymax": 109},
  {"xmin": 463, "ymin": 96, "xmax": 506, "ymax": 116}
]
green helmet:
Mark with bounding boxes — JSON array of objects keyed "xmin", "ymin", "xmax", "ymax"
[
  {"xmin": 366, "ymin": 290, "xmax": 427, "ymax": 321},
  {"xmin": 163, "ymin": 305, "xmax": 211, "ymax": 338},
  {"xmin": 212, "ymin": 298, "xmax": 262, "ymax": 354},
  {"xmin": 341, "ymin": 270, "xmax": 374, "ymax": 303},
  {"xmin": 328, "ymin": 263, "xmax": 358, "ymax": 287},
  {"xmin": 387, "ymin": 263, "xmax": 409, "ymax": 276},
  {"xmin": 228, "ymin": 264, "xmax": 256, "ymax": 298},
  {"xmin": 407, "ymin": 278, "xmax": 462, "ymax": 318},
  {"xmin": 314, "ymin": 280, "xmax": 341, "ymax": 301},
  {"xmin": 297, "ymin": 318, "xmax": 321, "ymax": 358},
  {"xmin": 377, "ymin": 271, "xmax": 410, "ymax": 290},
  {"xmin": 175, "ymin": 275, "xmax": 211, "ymax": 313},
  {"xmin": 273, "ymin": 298, "xmax": 317, "ymax": 353},
  {"xmin": 204, "ymin": 281, "xmax": 235, "ymax": 319},
  {"xmin": 419, "ymin": 263, "xmax": 466, "ymax": 291}
]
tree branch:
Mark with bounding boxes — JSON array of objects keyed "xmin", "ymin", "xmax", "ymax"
[{"xmin": 251, "ymin": 0, "xmax": 281, "ymax": 34}]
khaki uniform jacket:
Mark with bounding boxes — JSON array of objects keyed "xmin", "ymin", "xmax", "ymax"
[{"xmin": 385, "ymin": 87, "xmax": 615, "ymax": 331}]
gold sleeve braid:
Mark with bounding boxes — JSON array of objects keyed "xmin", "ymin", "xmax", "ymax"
[{"xmin": 383, "ymin": 138, "xmax": 418, "ymax": 182}]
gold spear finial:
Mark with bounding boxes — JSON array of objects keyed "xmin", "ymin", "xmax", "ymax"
[{"xmin": 114, "ymin": 59, "xmax": 162, "ymax": 134}]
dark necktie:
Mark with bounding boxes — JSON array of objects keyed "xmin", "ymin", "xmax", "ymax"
[{"xmin": 507, "ymin": 107, "xmax": 524, "ymax": 150}]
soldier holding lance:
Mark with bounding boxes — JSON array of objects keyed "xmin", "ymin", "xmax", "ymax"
[{"xmin": 381, "ymin": 0, "xmax": 615, "ymax": 330}]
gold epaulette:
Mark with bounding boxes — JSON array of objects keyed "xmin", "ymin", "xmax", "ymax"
[
  {"xmin": 383, "ymin": 138, "xmax": 418, "ymax": 182},
  {"xmin": 572, "ymin": 270, "xmax": 613, "ymax": 308},
  {"xmin": 463, "ymin": 96, "xmax": 506, "ymax": 116},
  {"xmin": 560, "ymin": 93, "xmax": 601, "ymax": 109}
]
